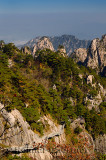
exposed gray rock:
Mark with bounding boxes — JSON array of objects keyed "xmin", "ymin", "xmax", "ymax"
[
  {"xmin": 0, "ymin": 103, "xmax": 15, "ymax": 127},
  {"xmin": 40, "ymin": 116, "xmax": 65, "ymax": 138},
  {"xmin": 70, "ymin": 34, "xmax": 106, "ymax": 74},
  {"xmin": 98, "ymin": 83, "xmax": 106, "ymax": 98},
  {"xmin": 8, "ymin": 59, "xmax": 14, "ymax": 68},
  {"xmin": 21, "ymin": 46, "xmax": 31, "ymax": 55},
  {"xmin": 84, "ymin": 92, "xmax": 103, "ymax": 111},
  {"xmin": 54, "ymin": 133, "xmax": 66, "ymax": 144},
  {"xmin": 0, "ymin": 40, "xmax": 5, "ymax": 50},
  {"xmin": 0, "ymin": 103, "xmax": 105, "ymax": 159},
  {"xmin": 29, "ymin": 150, "xmax": 53, "ymax": 160},
  {"xmin": 53, "ymin": 84, "xmax": 56, "ymax": 90},
  {"xmin": 70, "ymin": 48, "xmax": 87, "ymax": 63},
  {"xmin": 0, "ymin": 118, "xmax": 4, "ymax": 136},
  {"xmin": 32, "ymin": 37, "xmax": 54, "ymax": 56},
  {"xmin": 71, "ymin": 117, "xmax": 85, "ymax": 130},
  {"xmin": 79, "ymin": 74, "xmax": 83, "ymax": 79},
  {"xmin": 0, "ymin": 105, "xmax": 65, "ymax": 159},
  {"xmin": 0, "ymin": 106, "xmax": 64, "ymax": 146},
  {"xmin": 87, "ymin": 75, "xmax": 94, "ymax": 85},
  {"xmin": 87, "ymin": 34, "xmax": 106, "ymax": 72},
  {"xmin": 57, "ymin": 45, "xmax": 66, "ymax": 57},
  {"xmin": 20, "ymin": 35, "xmax": 91, "ymax": 55},
  {"xmin": 71, "ymin": 118, "xmax": 95, "ymax": 154},
  {"xmin": 69, "ymin": 97, "xmax": 75, "ymax": 106},
  {"xmin": 95, "ymin": 134, "xmax": 106, "ymax": 154},
  {"xmin": 80, "ymin": 132, "xmax": 95, "ymax": 154},
  {"xmin": 37, "ymin": 37, "xmax": 54, "ymax": 51}
]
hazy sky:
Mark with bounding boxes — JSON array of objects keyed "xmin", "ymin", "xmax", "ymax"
[{"xmin": 0, "ymin": 0, "xmax": 106, "ymax": 45}]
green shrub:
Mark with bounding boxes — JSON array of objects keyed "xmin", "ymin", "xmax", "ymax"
[
  {"xmin": 71, "ymin": 136, "xmax": 78, "ymax": 144},
  {"xmin": 74, "ymin": 127, "xmax": 83, "ymax": 134}
]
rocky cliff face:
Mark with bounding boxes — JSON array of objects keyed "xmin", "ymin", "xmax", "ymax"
[
  {"xmin": 87, "ymin": 34, "xmax": 106, "ymax": 72},
  {"xmin": 84, "ymin": 75, "xmax": 106, "ymax": 111},
  {"xmin": 0, "ymin": 103, "xmax": 65, "ymax": 159},
  {"xmin": 0, "ymin": 103, "xmax": 105, "ymax": 159},
  {"xmin": 70, "ymin": 34, "xmax": 106, "ymax": 73},
  {"xmin": 20, "ymin": 37, "xmax": 54, "ymax": 56},
  {"xmin": 20, "ymin": 35, "xmax": 91, "ymax": 55},
  {"xmin": 70, "ymin": 48, "xmax": 87, "ymax": 63},
  {"xmin": 32, "ymin": 37, "xmax": 54, "ymax": 56},
  {"xmin": 21, "ymin": 46, "xmax": 31, "ymax": 55},
  {"xmin": 57, "ymin": 45, "xmax": 67, "ymax": 57}
]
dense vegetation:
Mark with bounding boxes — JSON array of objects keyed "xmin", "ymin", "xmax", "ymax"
[{"xmin": 0, "ymin": 42, "xmax": 106, "ymax": 138}]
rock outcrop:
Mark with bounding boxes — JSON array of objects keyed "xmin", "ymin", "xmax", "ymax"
[
  {"xmin": 95, "ymin": 134, "xmax": 106, "ymax": 154},
  {"xmin": 87, "ymin": 34, "xmax": 106, "ymax": 72},
  {"xmin": 70, "ymin": 118, "xmax": 95, "ymax": 154},
  {"xmin": 0, "ymin": 103, "xmax": 65, "ymax": 159},
  {"xmin": 84, "ymin": 75, "xmax": 106, "ymax": 111},
  {"xmin": 70, "ymin": 34, "xmax": 106, "ymax": 74},
  {"xmin": 57, "ymin": 45, "xmax": 66, "ymax": 57},
  {"xmin": 84, "ymin": 92, "xmax": 103, "ymax": 111},
  {"xmin": 86, "ymin": 75, "xmax": 94, "ymax": 85},
  {"xmin": 70, "ymin": 48, "xmax": 87, "ymax": 63},
  {"xmin": 32, "ymin": 37, "xmax": 54, "ymax": 56},
  {"xmin": 71, "ymin": 117, "xmax": 85, "ymax": 130},
  {"xmin": 0, "ymin": 40, "xmax": 5, "ymax": 50},
  {"xmin": 21, "ymin": 37, "xmax": 54, "ymax": 56},
  {"xmin": 8, "ymin": 59, "xmax": 14, "ymax": 68},
  {"xmin": 21, "ymin": 46, "xmax": 31, "ymax": 55},
  {"xmin": 0, "ymin": 103, "xmax": 105, "ymax": 159},
  {"xmin": 70, "ymin": 118, "xmax": 106, "ymax": 155},
  {"xmin": 20, "ymin": 35, "xmax": 91, "ymax": 55}
]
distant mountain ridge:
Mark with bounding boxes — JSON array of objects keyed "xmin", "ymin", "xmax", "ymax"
[
  {"xmin": 21, "ymin": 35, "xmax": 91, "ymax": 55},
  {"xmin": 50, "ymin": 35, "xmax": 91, "ymax": 55}
]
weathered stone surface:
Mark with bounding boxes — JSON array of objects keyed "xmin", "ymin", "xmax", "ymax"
[
  {"xmin": 21, "ymin": 46, "xmax": 31, "ymax": 55},
  {"xmin": 95, "ymin": 134, "xmax": 106, "ymax": 154},
  {"xmin": 54, "ymin": 133, "xmax": 66, "ymax": 144},
  {"xmin": 29, "ymin": 150, "xmax": 53, "ymax": 160},
  {"xmin": 70, "ymin": 48, "xmax": 87, "ymax": 63},
  {"xmin": 0, "ymin": 104, "xmax": 64, "ymax": 159},
  {"xmin": 80, "ymin": 132, "xmax": 95, "ymax": 154},
  {"xmin": 87, "ymin": 75, "xmax": 94, "ymax": 84},
  {"xmin": 0, "ymin": 103, "xmax": 15, "ymax": 127},
  {"xmin": 57, "ymin": 46, "xmax": 66, "ymax": 57},
  {"xmin": 70, "ymin": 34, "xmax": 106, "ymax": 74},
  {"xmin": 71, "ymin": 118, "xmax": 95, "ymax": 154},
  {"xmin": 98, "ymin": 83, "xmax": 106, "ymax": 98},
  {"xmin": 69, "ymin": 97, "xmax": 75, "ymax": 106},
  {"xmin": 0, "ymin": 102, "xmax": 105, "ymax": 159},
  {"xmin": 84, "ymin": 77, "xmax": 105, "ymax": 111},
  {"xmin": 0, "ymin": 40, "xmax": 5, "ymax": 50},
  {"xmin": 21, "ymin": 35, "xmax": 91, "ymax": 55},
  {"xmin": 8, "ymin": 59, "xmax": 14, "ymax": 68},
  {"xmin": 71, "ymin": 117, "xmax": 85, "ymax": 130},
  {"xmin": 84, "ymin": 92, "xmax": 103, "ymax": 111},
  {"xmin": 0, "ymin": 118, "xmax": 4, "ymax": 136},
  {"xmin": 87, "ymin": 34, "xmax": 106, "ymax": 72},
  {"xmin": 32, "ymin": 37, "xmax": 54, "ymax": 55}
]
